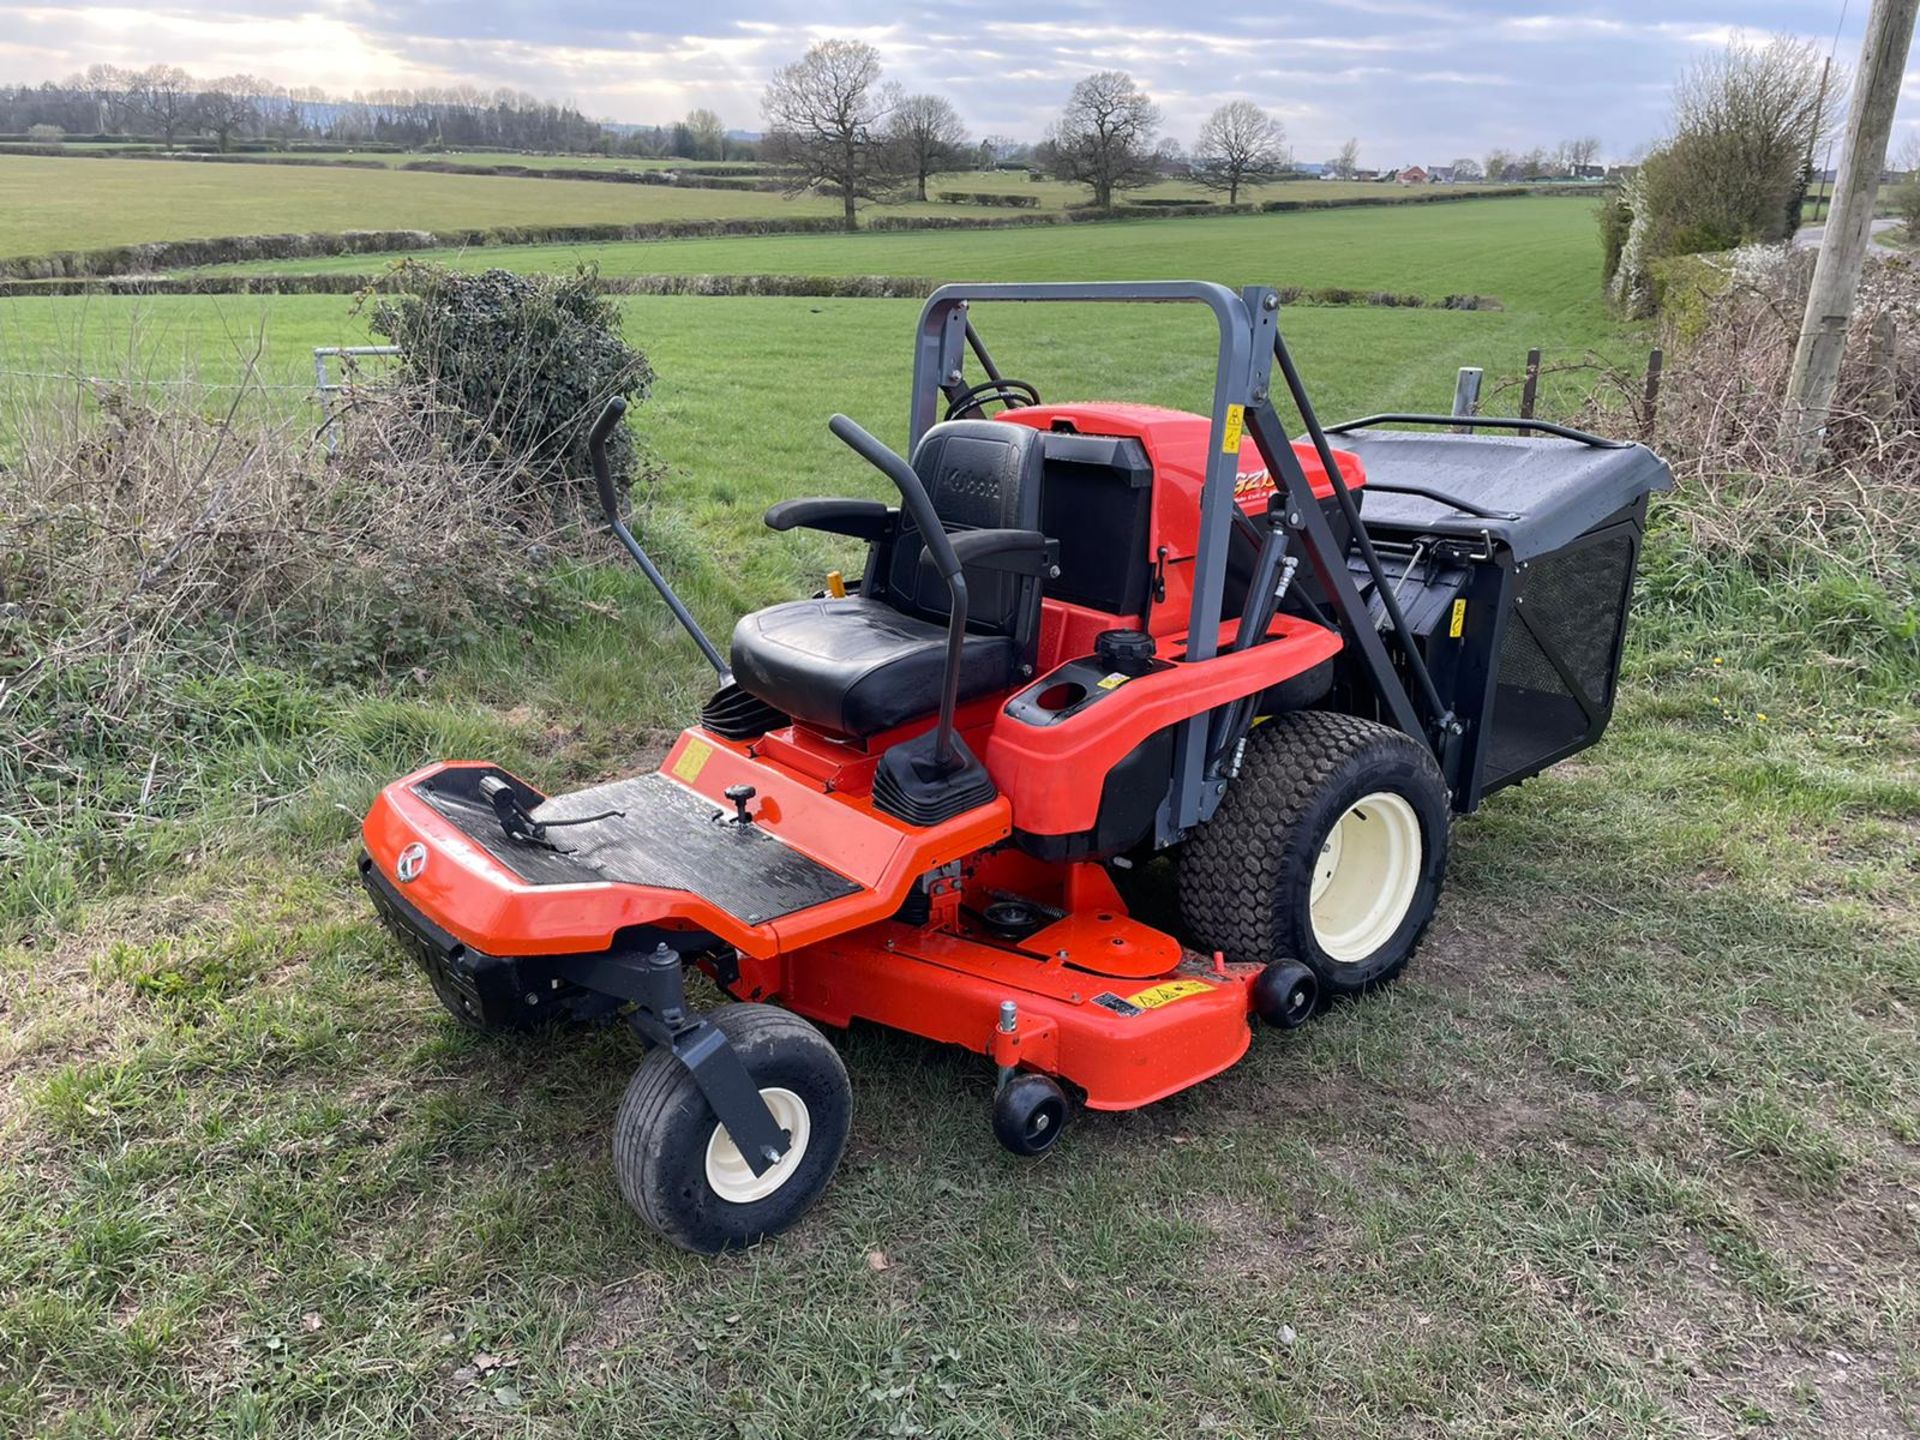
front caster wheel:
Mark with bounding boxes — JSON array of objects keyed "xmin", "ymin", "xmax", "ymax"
[
  {"xmin": 993, "ymin": 1073, "xmax": 1069, "ymax": 1157},
  {"xmin": 1252, "ymin": 959, "xmax": 1318, "ymax": 1029},
  {"xmin": 613, "ymin": 1004, "xmax": 850, "ymax": 1253}
]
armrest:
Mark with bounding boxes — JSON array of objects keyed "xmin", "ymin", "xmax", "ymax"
[
  {"xmin": 763, "ymin": 496, "xmax": 895, "ymax": 541},
  {"xmin": 919, "ymin": 528, "xmax": 1059, "ymax": 580}
]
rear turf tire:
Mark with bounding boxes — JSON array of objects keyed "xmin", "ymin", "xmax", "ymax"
[
  {"xmin": 612, "ymin": 1004, "xmax": 851, "ymax": 1253},
  {"xmin": 1179, "ymin": 711, "xmax": 1450, "ymax": 997}
]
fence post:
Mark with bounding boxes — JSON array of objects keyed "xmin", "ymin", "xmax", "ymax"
[
  {"xmin": 1640, "ymin": 347, "xmax": 1663, "ymax": 442},
  {"xmin": 1518, "ymin": 348, "xmax": 1542, "ymax": 436},
  {"xmin": 1451, "ymin": 366, "xmax": 1483, "ymax": 434}
]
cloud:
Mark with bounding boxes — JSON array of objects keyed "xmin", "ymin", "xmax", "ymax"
[{"xmin": 3, "ymin": 0, "xmax": 1913, "ymax": 165}]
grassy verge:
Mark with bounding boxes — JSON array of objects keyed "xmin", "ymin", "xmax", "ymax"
[{"xmin": 4, "ymin": 510, "xmax": 1916, "ymax": 1436}]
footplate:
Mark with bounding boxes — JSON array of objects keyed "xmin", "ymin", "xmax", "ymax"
[{"xmin": 414, "ymin": 767, "xmax": 862, "ymax": 925}]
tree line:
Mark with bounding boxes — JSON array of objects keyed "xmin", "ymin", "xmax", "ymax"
[{"xmin": 1, "ymin": 66, "xmax": 608, "ymax": 151}]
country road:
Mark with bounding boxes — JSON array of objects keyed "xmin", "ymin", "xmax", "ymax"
[{"xmin": 1794, "ymin": 216, "xmax": 1903, "ymax": 258}]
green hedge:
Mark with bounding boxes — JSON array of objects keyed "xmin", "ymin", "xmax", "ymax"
[
  {"xmin": 0, "ymin": 271, "xmax": 1501, "ymax": 309},
  {"xmin": 933, "ymin": 192, "xmax": 1042, "ymax": 208}
]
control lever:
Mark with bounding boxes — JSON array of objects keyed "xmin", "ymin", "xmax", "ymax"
[{"xmin": 724, "ymin": 783, "xmax": 758, "ymax": 825}]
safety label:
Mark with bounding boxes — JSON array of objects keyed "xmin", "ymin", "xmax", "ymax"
[
  {"xmin": 1448, "ymin": 598, "xmax": 1467, "ymax": 638},
  {"xmin": 1221, "ymin": 403, "xmax": 1246, "ymax": 453},
  {"xmin": 672, "ymin": 738, "xmax": 713, "ymax": 782},
  {"xmin": 1127, "ymin": 978, "xmax": 1214, "ymax": 1010}
]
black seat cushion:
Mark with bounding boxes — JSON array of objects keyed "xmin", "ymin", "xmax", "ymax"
[{"xmin": 730, "ymin": 597, "xmax": 1018, "ymax": 737}]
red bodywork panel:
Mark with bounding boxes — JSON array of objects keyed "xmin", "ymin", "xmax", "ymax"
[
  {"xmin": 996, "ymin": 402, "xmax": 1364, "ymax": 645},
  {"xmin": 361, "ymin": 400, "xmax": 1361, "ymax": 1110}
]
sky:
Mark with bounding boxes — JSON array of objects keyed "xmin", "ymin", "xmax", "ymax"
[{"xmin": 2, "ymin": 1, "xmax": 1917, "ymax": 168}]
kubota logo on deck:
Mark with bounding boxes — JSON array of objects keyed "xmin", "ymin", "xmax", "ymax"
[{"xmin": 396, "ymin": 842, "xmax": 428, "ymax": 883}]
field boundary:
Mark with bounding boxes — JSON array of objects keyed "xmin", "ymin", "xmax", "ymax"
[
  {"xmin": 0, "ymin": 189, "xmax": 1553, "ymax": 279},
  {"xmin": 0, "ymin": 270, "xmax": 1505, "ymax": 309}
]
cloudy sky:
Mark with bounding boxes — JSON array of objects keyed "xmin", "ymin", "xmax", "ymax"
[{"xmin": 3, "ymin": 1, "xmax": 1916, "ymax": 166}]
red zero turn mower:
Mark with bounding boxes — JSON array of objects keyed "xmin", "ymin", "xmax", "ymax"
[{"xmin": 361, "ymin": 283, "xmax": 1672, "ymax": 1251}]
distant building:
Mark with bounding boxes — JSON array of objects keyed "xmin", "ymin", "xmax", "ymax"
[
  {"xmin": 1396, "ymin": 165, "xmax": 1430, "ymax": 185},
  {"xmin": 1351, "ymin": 168, "xmax": 1381, "ymax": 182},
  {"xmin": 1427, "ymin": 165, "xmax": 1457, "ymax": 184}
]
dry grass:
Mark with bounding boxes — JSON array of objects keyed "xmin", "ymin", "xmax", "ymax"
[{"xmin": 1645, "ymin": 248, "xmax": 1920, "ymax": 590}]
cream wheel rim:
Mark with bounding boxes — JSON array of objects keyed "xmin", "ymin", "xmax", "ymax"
[
  {"xmin": 704, "ymin": 1087, "xmax": 811, "ymax": 1203},
  {"xmin": 1310, "ymin": 791, "xmax": 1422, "ymax": 964}
]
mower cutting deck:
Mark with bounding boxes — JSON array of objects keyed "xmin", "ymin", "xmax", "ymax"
[{"xmin": 362, "ymin": 281, "xmax": 1671, "ymax": 1252}]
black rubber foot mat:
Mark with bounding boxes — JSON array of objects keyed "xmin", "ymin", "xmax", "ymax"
[{"xmin": 413, "ymin": 768, "xmax": 862, "ymax": 927}]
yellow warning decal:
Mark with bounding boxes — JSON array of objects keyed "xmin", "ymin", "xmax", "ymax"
[
  {"xmin": 672, "ymin": 738, "xmax": 713, "ymax": 783},
  {"xmin": 1448, "ymin": 598, "xmax": 1467, "ymax": 639},
  {"xmin": 1096, "ymin": 672, "xmax": 1129, "ymax": 691},
  {"xmin": 1128, "ymin": 978, "xmax": 1214, "ymax": 1010},
  {"xmin": 1221, "ymin": 403, "xmax": 1246, "ymax": 453}
]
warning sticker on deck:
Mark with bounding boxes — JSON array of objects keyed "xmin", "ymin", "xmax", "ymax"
[
  {"xmin": 1220, "ymin": 403, "xmax": 1246, "ymax": 453},
  {"xmin": 1127, "ymin": 978, "xmax": 1214, "ymax": 1010},
  {"xmin": 1448, "ymin": 598, "xmax": 1467, "ymax": 638},
  {"xmin": 1096, "ymin": 672, "xmax": 1129, "ymax": 691},
  {"xmin": 672, "ymin": 738, "xmax": 713, "ymax": 783},
  {"xmin": 1092, "ymin": 992, "xmax": 1144, "ymax": 1018}
]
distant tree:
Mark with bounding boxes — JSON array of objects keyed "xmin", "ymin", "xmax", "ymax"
[
  {"xmin": 1483, "ymin": 146, "xmax": 1513, "ymax": 183},
  {"xmin": 80, "ymin": 62, "xmax": 135, "ymax": 131},
  {"xmin": 132, "ymin": 65, "xmax": 196, "ymax": 144},
  {"xmin": 1191, "ymin": 100, "xmax": 1288, "ymax": 203},
  {"xmin": 1036, "ymin": 71, "xmax": 1162, "ymax": 207},
  {"xmin": 885, "ymin": 93, "xmax": 968, "ymax": 200},
  {"xmin": 981, "ymin": 133, "xmax": 1029, "ymax": 167},
  {"xmin": 1896, "ymin": 130, "xmax": 1920, "ymax": 181},
  {"xmin": 1327, "ymin": 137, "xmax": 1360, "ymax": 179},
  {"xmin": 669, "ymin": 120, "xmax": 696, "ymax": 158},
  {"xmin": 26, "ymin": 122, "xmax": 63, "ymax": 144},
  {"xmin": 1449, "ymin": 156, "xmax": 1483, "ymax": 182},
  {"xmin": 686, "ymin": 107, "xmax": 726, "ymax": 161},
  {"xmin": 197, "ymin": 76, "xmax": 263, "ymax": 151},
  {"xmin": 1563, "ymin": 135, "xmax": 1602, "ymax": 172},
  {"xmin": 761, "ymin": 39, "xmax": 899, "ymax": 231}
]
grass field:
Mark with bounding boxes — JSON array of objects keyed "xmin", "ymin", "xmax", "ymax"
[
  {"xmin": 4, "ymin": 183, "xmax": 1917, "ymax": 1437},
  {"xmin": 0, "ymin": 154, "xmax": 851, "ymax": 260},
  {"xmin": 194, "ymin": 198, "xmax": 1600, "ymax": 315},
  {"xmin": 0, "ymin": 150, "xmax": 1541, "ymax": 264}
]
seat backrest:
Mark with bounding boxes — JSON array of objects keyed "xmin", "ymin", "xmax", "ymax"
[{"xmin": 884, "ymin": 419, "xmax": 1045, "ymax": 634}]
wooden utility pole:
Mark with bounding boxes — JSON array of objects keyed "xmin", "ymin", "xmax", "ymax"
[{"xmin": 1781, "ymin": 0, "xmax": 1920, "ymax": 469}]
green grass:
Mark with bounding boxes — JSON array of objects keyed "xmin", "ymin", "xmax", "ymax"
[
  {"xmin": 6, "ymin": 198, "xmax": 1916, "ymax": 1435},
  {"xmin": 198, "ymin": 197, "xmax": 1603, "ymax": 315},
  {"xmin": 0, "ymin": 154, "xmax": 852, "ymax": 260}
]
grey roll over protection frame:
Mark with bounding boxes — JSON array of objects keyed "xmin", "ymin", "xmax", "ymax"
[{"xmin": 908, "ymin": 282, "xmax": 1443, "ymax": 839}]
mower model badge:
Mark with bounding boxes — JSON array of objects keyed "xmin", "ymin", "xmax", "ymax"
[{"xmin": 395, "ymin": 842, "xmax": 429, "ymax": 884}]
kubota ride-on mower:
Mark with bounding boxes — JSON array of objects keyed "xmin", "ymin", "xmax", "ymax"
[{"xmin": 361, "ymin": 282, "xmax": 1670, "ymax": 1252}]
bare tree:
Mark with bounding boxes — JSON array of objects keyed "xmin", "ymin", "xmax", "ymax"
[
  {"xmin": 1892, "ymin": 128, "xmax": 1920, "ymax": 181},
  {"xmin": 1483, "ymin": 146, "xmax": 1513, "ymax": 182},
  {"xmin": 1326, "ymin": 137, "xmax": 1360, "ymax": 179},
  {"xmin": 761, "ymin": 40, "xmax": 898, "ymax": 231},
  {"xmin": 1449, "ymin": 156, "xmax": 1484, "ymax": 182},
  {"xmin": 686, "ymin": 108, "xmax": 726, "ymax": 161},
  {"xmin": 885, "ymin": 93, "xmax": 968, "ymax": 201},
  {"xmin": 131, "ymin": 65, "xmax": 196, "ymax": 145},
  {"xmin": 1037, "ymin": 71, "xmax": 1162, "ymax": 207},
  {"xmin": 197, "ymin": 76, "xmax": 263, "ymax": 151},
  {"xmin": 1563, "ymin": 135, "xmax": 1602, "ymax": 172},
  {"xmin": 1192, "ymin": 100, "xmax": 1289, "ymax": 203}
]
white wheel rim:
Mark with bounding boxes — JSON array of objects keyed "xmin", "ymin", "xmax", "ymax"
[
  {"xmin": 704, "ymin": 1087, "xmax": 811, "ymax": 1204},
  {"xmin": 1310, "ymin": 791, "xmax": 1423, "ymax": 964}
]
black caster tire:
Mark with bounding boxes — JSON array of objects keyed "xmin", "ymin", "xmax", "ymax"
[
  {"xmin": 1179, "ymin": 710, "xmax": 1450, "ymax": 998},
  {"xmin": 612, "ymin": 1004, "xmax": 851, "ymax": 1253},
  {"xmin": 1252, "ymin": 959, "xmax": 1318, "ymax": 1029},
  {"xmin": 993, "ymin": 1073, "xmax": 1069, "ymax": 1157}
]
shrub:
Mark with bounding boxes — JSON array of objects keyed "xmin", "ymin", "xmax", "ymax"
[
  {"xmin": 933, "ymin": 191, "xmax": 1041, "ymax": 208},
  {"xmin": 25, "ymin": 123, "xmax": 63, "ymax": 144},
  {"xmin": 365, "ymin": 263, "xmax": 654, "ymax": 509},
  {"xmin": 1896, "ymin": 183, "xmax": 1920, "ymax": 243}
]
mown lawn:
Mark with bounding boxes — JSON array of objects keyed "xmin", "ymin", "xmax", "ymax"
[{"xmin": 3, "ymin": 202, "xmax": 1915, "ymax": 1437}]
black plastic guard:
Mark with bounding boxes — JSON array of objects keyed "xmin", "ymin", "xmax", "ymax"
[{"xmin": 412, "ymin": 767, "xmax": 861, "ymax": 926}]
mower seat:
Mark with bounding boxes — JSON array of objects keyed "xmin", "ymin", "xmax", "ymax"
[
  {"xmin": 731, "ymin": 419, "xmax": 1046, "ymax": 738},
  {"xmin": 731, "ymin": 599, "xmax": 1018, "ymax": 737}
]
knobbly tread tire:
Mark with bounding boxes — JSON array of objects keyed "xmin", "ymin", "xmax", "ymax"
[
  {"xmin": 612, "ymin": 1003, "xmax": 850, "ymax": 1253},
  {"xmin": 1178, "ymin": 710, "xmax": 1450, "ymax": 997}
]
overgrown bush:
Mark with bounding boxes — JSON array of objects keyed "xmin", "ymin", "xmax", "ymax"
[
  {"xmin": 1896, "ymin": 183, "xmax": 1920, "ymax": 244},
  {"xmin": 365, "ymin": 263, "xmax": 653, "ymax": 507},
  {"xmin": 1606, "ymin": 246, "xmax": 1919, "ymax": 651},
  {"xmin": 25, "ymin": 122, "xmax": 62, "ymax": 144}
]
